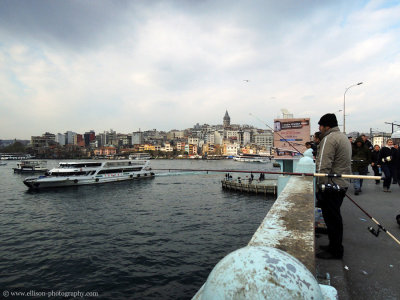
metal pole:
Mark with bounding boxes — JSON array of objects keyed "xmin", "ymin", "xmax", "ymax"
[{"xmin": 343, "ymin": 82, "xmax": 363, "ymax": 134}]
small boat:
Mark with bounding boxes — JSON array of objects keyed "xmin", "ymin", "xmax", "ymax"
[
  {"xmin": 233, "ymin": 154, "xmax": 271, "ymax": 163},
  {"xmin": 0, "ymin": 162, "xmax": 7, "ymax": 166},
  {"xmin": 13, "ymin": 160, "xmax": 48, "ymax": 173},
  {"xmin": 129, "ymin": 153, "xmax": 152, "ymax": 160},
  {"xmin": 23, "ymin": 159, "xmax": 154, "ymax": 190}
]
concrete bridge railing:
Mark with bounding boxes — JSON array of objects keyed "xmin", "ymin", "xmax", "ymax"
[{"xmin": 193, "ymin": 150, "xmax": 337, "ymax": 299}]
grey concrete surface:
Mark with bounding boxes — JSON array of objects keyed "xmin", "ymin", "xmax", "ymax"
[{"xmin": 316, "ymin": 174, "xmax": 400, "ymax": 300}]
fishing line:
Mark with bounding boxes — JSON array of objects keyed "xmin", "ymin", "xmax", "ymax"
[
  {"xmin": 345, "ymin": 193, "xmax": 400, "ymax": 246},
  {"xmin": 249, "ymin": 112, "xmax": 304, "ymax": 156}
]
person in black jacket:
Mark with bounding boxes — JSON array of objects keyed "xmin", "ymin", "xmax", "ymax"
[
  {"xmin": 371, "ymin": 145, "xmax": 381, "ymax": 184},
  {"xmin": 379, "ymin": 139, "xmax": 398, "ymax": 192},
  {"xmin": 361, "ymin": 134, "xmax": 373, "ymax": 151},
  {"xmin": 351, "ymin": 137, "xmax": 371, "ymax": 195}
]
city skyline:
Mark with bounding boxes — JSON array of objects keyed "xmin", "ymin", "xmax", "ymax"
[{"xmin": 1, "ymin": 1, "xmax": 400, "ymax": 139}]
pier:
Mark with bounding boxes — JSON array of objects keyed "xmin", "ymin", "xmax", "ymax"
[{"xmin": 221, "ymin": 179, "xmax": 277, "ymax": 196}]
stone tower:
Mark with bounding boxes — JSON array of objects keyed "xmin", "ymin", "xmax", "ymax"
[{"xmin": 223, "ymin": 110, "xmax": 231, "ymax": 127}]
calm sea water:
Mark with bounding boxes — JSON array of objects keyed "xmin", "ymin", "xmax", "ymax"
[{"xmin": 0, "ymin": 159, "xmax": 276, "ymax": 299}]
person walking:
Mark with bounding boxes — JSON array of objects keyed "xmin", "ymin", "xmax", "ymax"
[
  {"xmin": 379, "ymin": 139, "xmax": 397, "ymax": 192},
  {"xmin": 316, "ymin": 113, "xmax": 352, "ymax": 259},
  {"xmin": 361, "ymin": 134, "xmax": 373, "ymax": 151},
  {"xmin": 371, "ymin": 145, "xmax": 381, "ymax": 184},
  {"xmin": 351, "ymin": 137, "xmax": 371, "ymax": 195}
]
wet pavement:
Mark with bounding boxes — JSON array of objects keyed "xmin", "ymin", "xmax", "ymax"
[{"xmin": 315, "ymin": 175, "xmax": 400, "ymax": 300}]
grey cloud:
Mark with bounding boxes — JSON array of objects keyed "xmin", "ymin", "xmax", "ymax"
[{"xmin": 0, "ymin": 0, "xmax": 134, "ymax": 50}]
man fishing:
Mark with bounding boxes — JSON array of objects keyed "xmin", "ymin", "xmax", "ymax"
[{"xmin": 316, "ymin": 113, "xmax": 352, "ymax": 259}]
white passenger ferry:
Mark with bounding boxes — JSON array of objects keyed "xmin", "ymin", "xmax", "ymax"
[
  {"xmin": 13, "ymin": 160, "xmax": 48, "ymax": 173},
  {"xmin": 23, "ymin": 159, "xmax": 154, "ymax": 190},
  {"xmin": 233, "ymin": 154, "xmax": 271, "ymax": 163},
  {"xmin": 129, "ymin": 153, "xmax": 152, "ymax": 160}
]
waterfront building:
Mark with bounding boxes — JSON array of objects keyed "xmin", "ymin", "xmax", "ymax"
[
  {"xmin": 96, "ymin": 132, "xmax": 106, "ymax": 148},
  {"xmin": 223, "ymin": 143, "xmax": 239, "ymax": 156},
  {"xmin": 205, "ymin": 132, "xmax": 215, "ymax": 145},
  {"xmin": 214, "ymin": 131, "xmax": 223, "ymax": 145},
  {"xmin": 188, "ymin": 136, "xmax": 200, "ymax": 146},
  {"xmin": 107, "ymin": 129, "xmax": 117, "ymax": 146},
  {"xmin": 65, "ymin": 131, "xmax": 77, "ymax": 145},
  {"xmin": 94, "ymin": 146, "xmax": 117, "ymax": 157},
  {"xmin": 254, "ymin": 131, "xmax": 273, "ymax": 152},
  {"xmin": 31, "ymin": 132, "xmax": 56, "ymax": 149},
  {"xmin": 176, "ymin": 142, "xmax": 185, "ymax": 151},
  {"xmin": 117, "ymin": 134, "xmax": 132, "ymax": 147},
  {"xmin": 84, "ymin": 130, "xmax": 96, "ymax": 147},
  {"xmin": 138, "ymin": 144, "xmax": 159, "ymax": 152},
  {"xmin": 237, "ymin": 130, "xmax": 252, "ymax": 146},
  {"xmin": 73, "ymin": 134, "xmax": 84, "ymax": 147},
  {"xmin": 161, "ymin": 143, "xmax": 173, "ymax": 152},
  {"xmin": 132, "ymin": 131, "xmax": 144, "ymax": 145},
  {"xmin": 56, "ymin": 133, "xmax": 66, "ymax": 146},
  {"xmin": 184, "ymin": 144, "xmax": 197, "ymax": 155}
]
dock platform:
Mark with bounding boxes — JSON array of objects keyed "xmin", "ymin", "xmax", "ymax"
[{"xmin": 221, "ymin": 179, "xmax": 277, "ymax": 196}]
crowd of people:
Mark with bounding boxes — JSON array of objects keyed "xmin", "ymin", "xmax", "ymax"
[
  {"xmin": 312, "ymin": 113, "xmax": 399, "ymax": 260},
  {"xmin": 307, "ymin": 128, "xmax": 400, "ymax": 194}
]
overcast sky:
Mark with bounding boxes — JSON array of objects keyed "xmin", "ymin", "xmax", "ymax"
[{"xmin": 1, "ymin": 0, "xmax": 400, "ymax": 139}]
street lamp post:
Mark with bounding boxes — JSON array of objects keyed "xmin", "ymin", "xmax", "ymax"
[{"xmin": 343, "ymin": 82, "xmax": 363, "ymax": 134}]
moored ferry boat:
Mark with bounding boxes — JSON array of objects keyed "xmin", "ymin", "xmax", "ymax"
[
  {"xmin": 23, "ymin": 159, "xmax": 154, "ymax": 190},
  {"xmin": 13, "ymin": 160, "xmax": 48, "ymax": 173},
  {"xmin": 129, "ymin": 153, "xmax": 152, "ymax": 160},
  {"xmin": 233, "ymin": 154, "xmax": 271, "ymax": 163}
]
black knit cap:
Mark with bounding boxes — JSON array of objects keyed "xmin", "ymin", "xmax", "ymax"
[{"xmin": 318, "ymin": 113, "xmax": 338, "ymax": 127}]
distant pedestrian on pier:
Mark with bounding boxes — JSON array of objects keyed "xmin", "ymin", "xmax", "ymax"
[
  {"xmin": 371, "ymin": 145, "xmax": 381, "ymax": 184},
  {"xmin": 361, "ymin": 134, "xmax": 373, "ymax": 151},
  {"xmin": 316, "ymin": 113, "xmax": 351, "ymax": 260},
  {"xmin": 379, "ymin": 139, "xmax": 397, "ymax": 192},
  {"xmin": 351, "ymin": 137, "xmax": 371, "ymax": 195}
]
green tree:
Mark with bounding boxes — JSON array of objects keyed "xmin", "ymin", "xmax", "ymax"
[{"xmin": 3, "ymin": 141, "xmax": 26, "ymax": 153}]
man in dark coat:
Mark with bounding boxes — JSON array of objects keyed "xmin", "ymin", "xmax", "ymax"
[
  {"xmin": 351, "ymin": 137, "xmax": 371, "ymax": 195},
  {"xmin": 316, "ymin": 113, "xmax": 351, "ymax": 259},
  {"xmin": 361, "ymin": 134, "xmax": 373, "ymax": 151}
]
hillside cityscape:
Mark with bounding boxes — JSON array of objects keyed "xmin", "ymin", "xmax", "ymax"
[{"xmin": 0, "ymin": 110, "xmax": 398, "ymax": 159}]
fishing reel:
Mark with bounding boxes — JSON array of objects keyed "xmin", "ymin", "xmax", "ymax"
[
  {"xmin": 319, "ymin": 183, "xmax": 341, "ymax": 193},
  {"xmin": 368, "ymin": 226, "xmax": 381, "ymax": 237}
]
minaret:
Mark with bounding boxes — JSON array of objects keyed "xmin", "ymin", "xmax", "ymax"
[{"xmin": 223, "ymin": 110, "xmax": 231, "ymax": 127}]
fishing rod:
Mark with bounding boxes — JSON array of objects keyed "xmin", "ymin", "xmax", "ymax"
[
  {"xmin": 249, "ymin": 113, "xmax": 304, "ymax": 156},
  {"xmin": 345, "ymin": 193, "xmax": 400, "ymax": 247},
  {"xmin": 152, "ymin": 168, "xmax": 381, "ymax": 180}
]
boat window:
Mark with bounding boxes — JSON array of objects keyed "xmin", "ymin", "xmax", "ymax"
[
  {"xmin": 50, "ymin": 171, "xmax": 88, "ymax": 177},
  {"xmin": 59, "ymin": 163, "xmax": 102, "ymax": 168}
]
